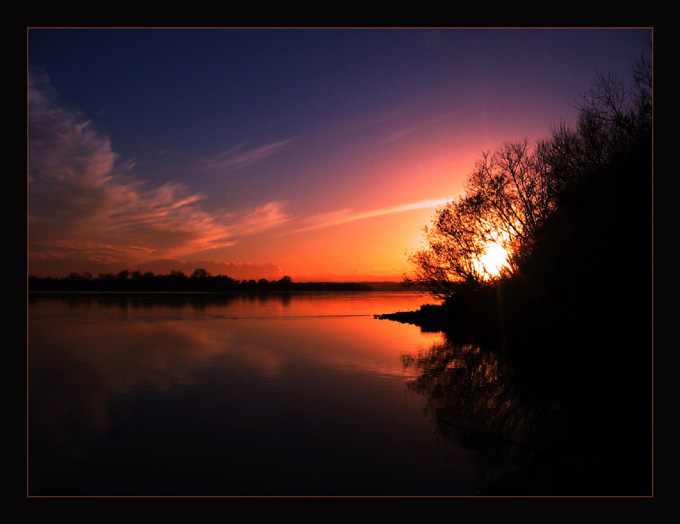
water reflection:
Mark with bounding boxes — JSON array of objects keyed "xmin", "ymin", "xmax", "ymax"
[
  {"xmin": 29, "ymin": 291, "xmax": 293, "ymax": 311},
  {"xmin": 402, "ymin": 339, "xmax": 566, "ymax": 493},
  {"xmin": 28, "ymin": 290, "xmax": 424, "ymax": 318},
  {"xmin": 400, "ymin": 331, "xmax": 652, "ymax": 495},
  {"xmin": 29, "ymin": 292, "xmax": 455, "ymax": 496},
  {"xmin": 29, "ymin": 292, "xmax": 650, "ymax": 495}
]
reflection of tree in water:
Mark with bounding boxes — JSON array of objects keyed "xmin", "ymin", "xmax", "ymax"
[{"xmin": 402, "ymin": 338, "xmax": 568, "ymax": 493}]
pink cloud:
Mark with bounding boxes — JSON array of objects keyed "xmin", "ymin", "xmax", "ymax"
[
  {"xmin": 288, "ymin": 197, "xmax": 452, "ymax": 233},
  {"xmin": 28, "ymin": 74, "xmax": 289, "ymax": 276}
]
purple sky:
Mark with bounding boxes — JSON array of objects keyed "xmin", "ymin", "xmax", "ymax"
[{"xmin": 28, "ymin": 27, "xmax": 652, "ymax": 281}]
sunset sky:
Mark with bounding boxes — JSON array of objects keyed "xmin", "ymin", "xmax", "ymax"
[{"xmin": 28, "ymin": 28, "xmax": 651, "ymax": 281}]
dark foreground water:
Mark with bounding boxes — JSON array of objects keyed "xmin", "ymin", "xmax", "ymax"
[
  {"xmin": 28, "ymin": 291, "xmax": 652, "ymax": 497},
  {"xmin": 29, "ymin": 291, "xmax": 472, "ymax": 496}
]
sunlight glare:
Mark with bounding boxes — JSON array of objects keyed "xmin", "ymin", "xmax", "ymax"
[{"xmin": 478, "ymin": 241, "xmax": 510, "ymax": 279}]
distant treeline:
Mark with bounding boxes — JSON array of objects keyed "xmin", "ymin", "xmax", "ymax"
[{"xmin": 28, "ymin": 269, "xmax": 375, "ymax": 293}]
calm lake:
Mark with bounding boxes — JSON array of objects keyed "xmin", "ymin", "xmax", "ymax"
[
  {"xmin": 28, "ymin": 290, "xmax": 654, "ymax": 496},
  {"xmin": 29, "ymin": 291, "xmax": 493, "ymax": 497}
]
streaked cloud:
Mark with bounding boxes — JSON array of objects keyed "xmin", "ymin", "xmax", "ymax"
[
  {"xmin": 200, "ymin": 139, "xmax": 295, "ymax": 172},
  {"xmin": 380, "ymin": 121, "xmax": 430, "ymax": 144},
  {"xmin": 379, "ymin": 106, "xmax": 476, "ymax": 145},
  {"xmin": 290, "ymin": 197, "xmax": 451, "ymax": 233},
  {"xmin": 28, "ymin": 73, "xmax": 290, "ymax": 274}
]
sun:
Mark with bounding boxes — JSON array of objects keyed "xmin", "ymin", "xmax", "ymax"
[{"xmin": 478, "ymin": 241, "xmax": 511, "ymax": 279}]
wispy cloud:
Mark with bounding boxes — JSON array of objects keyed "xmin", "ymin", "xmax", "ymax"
[
  {"xmin": 28, "ymin": 73, "xmax": 290, "ymax": 272},
  {"xmin": 379, "ymin": 122, "xmax": 429, "ymax": 144},
  {"xmin": 379, "ymin": 106, "xmax": 475, "ymax": 145},
  {"xmin": 290, "ymin": 197, "xmax": 451, "ymax": 233},
  {"xmin": 201, "ymin": 139, "xmax": 295, "ymax": 172}
]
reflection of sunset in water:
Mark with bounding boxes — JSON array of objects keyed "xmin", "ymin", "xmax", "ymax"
[
  {"xmin": 29, "ymin": 292, "xmax": 465, "ymax": 496},
  {"xmin": 30, "ymin": 293, "xmax": 441, "ymax": 396}
]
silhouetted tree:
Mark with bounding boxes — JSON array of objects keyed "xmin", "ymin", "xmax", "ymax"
[
  {"xmin": 535, "ymin": 48, "xmax": 652, "ymax": 191},
  {"xmin": 407, "ymin": 48, "xmax": 652, "ymax": 305},
  {"xmin": 191, "ymin": 268, "xmax": 211, "ymax": 279},
  {"xmin": 28, "ymin": 271, "xmax": 374, "ymax": 293},
  {"xmin": 277, "ymin": 275, "xmax": 293, "ymax": 289},
  {"xmin": 407, "ymin": 139, "xmax": 558, "ymax": 299}
]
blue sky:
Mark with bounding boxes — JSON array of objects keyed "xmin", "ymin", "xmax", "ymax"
[{"xmin": 28, "ymin": 27, "xmax": 652, "ymax": 281}]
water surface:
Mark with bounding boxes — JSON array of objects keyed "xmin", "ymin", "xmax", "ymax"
[{"xmin": 29, "ymin": 291, "xmax": 479, "ymax": 496}]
